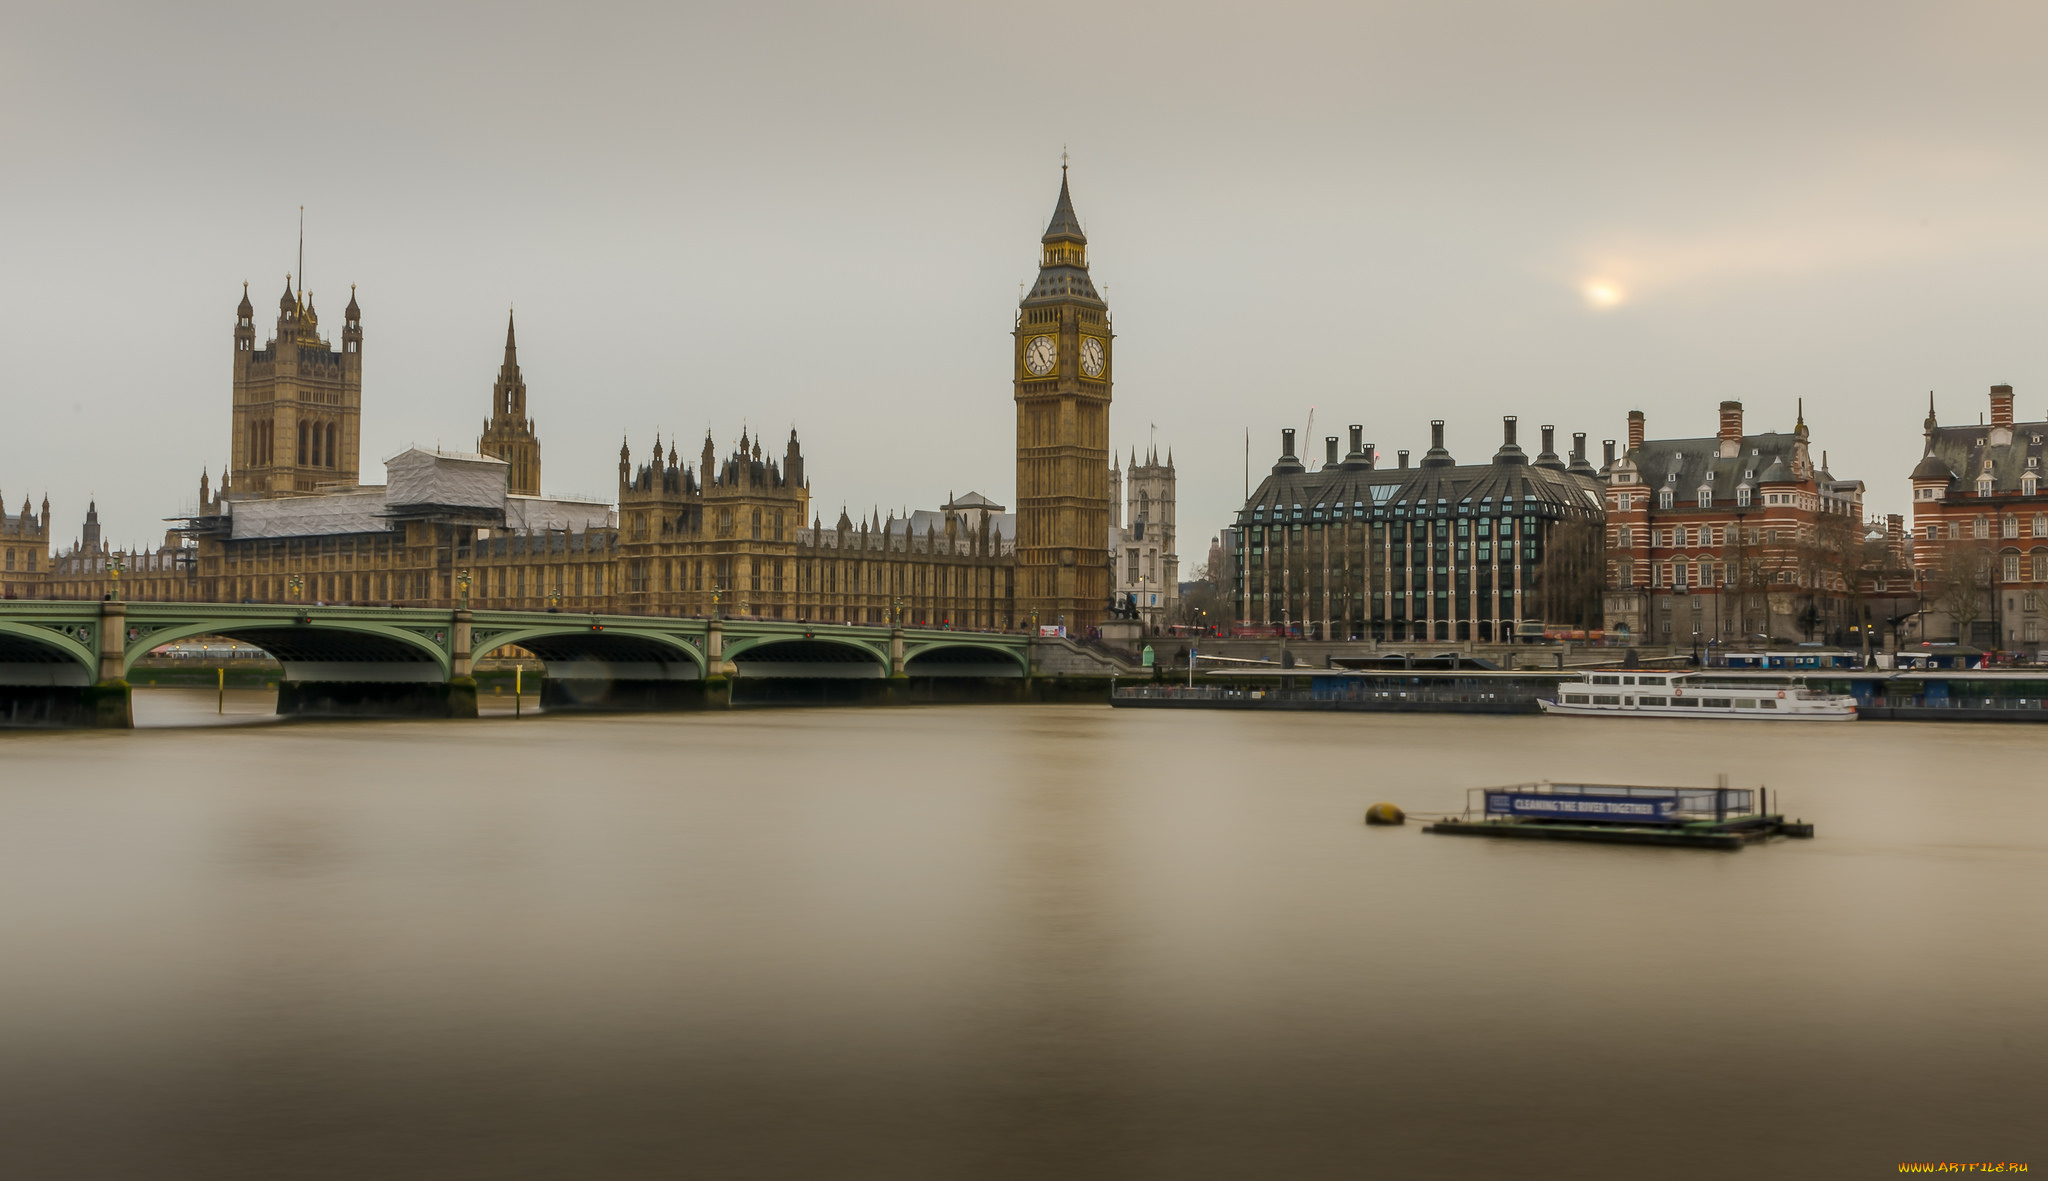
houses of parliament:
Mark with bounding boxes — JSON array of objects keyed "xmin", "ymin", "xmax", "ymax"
[{"xmin": 1, "ymin": 172, "xmax": 1121, "ymax": 633}]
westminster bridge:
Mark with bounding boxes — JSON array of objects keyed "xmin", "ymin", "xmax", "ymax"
[{"xmin": 0, "ymin": 600, "xmax": 1085, "ymax": 727}]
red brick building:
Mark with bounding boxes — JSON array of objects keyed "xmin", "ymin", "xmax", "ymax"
[
  {"xmin": 1908, "ymin": 384, "xmax": 2048, "ymax": 655},
  {"xmin": 1602, "ymin": 401, "xmax": 1905, "ymax": 649}
]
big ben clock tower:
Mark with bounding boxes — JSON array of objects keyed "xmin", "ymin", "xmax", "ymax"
[{"xmin": 1015, "ymin": 165, "xmax": 1112, "ymax": 631}]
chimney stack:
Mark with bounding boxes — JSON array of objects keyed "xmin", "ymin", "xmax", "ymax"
[
  {"xmin": 1398, "ymin": 449, "xmax": 1410, "ymax": 469},
  {"xmin": 1281, "ymin": 428, "xmax": 1296, "ymax": 459},
  {"xmin": 1603, "ymin": 439, "xmax": 1616, "ymax": 468},
  {"xmin": 1572, "ymin": 432, "xmax": 1587, "ymax": 463},
  {"xmin": 1627, "ymin": 410, "xmax": 1646, "ymax": 452},
  {"xmin": 1503, "ymin": 416, "xmax": 1518, "ymax": 447},
  {"xmin": 1349, "ymin": 424, "xmax": 1363, "ymax": 455},
  {"xmin": 1431, "ymin": 420, "xmax": 1446, "ymax": 450},
  {"xmin": 1991, "ymin": 384, "xmax": 2015, "ymax": 429},
  {"xmin": 1325, "ymin": 436, "xmax": 1340, "ymax": 467},
  {"xmin": 1718, "ymin": 400, "xmax": 1743, "ymax": 458},
  {"xmin": 1363, "ymin": 442, "xmax": 1376, "ymax": 469}
]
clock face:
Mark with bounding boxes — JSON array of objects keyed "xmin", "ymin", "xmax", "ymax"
[
  {"xmin": 1080, "ymin": 337, "xmax": 1105, "ymax": 378},
  {"xmin": 1025, "ymin": 335, "xmax": 1057, "ymax": 376}
]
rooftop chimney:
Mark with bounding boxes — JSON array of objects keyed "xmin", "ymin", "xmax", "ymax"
[
  {"xmin": 1718, "ymin": 400, "xmax": 1743, "ymax": 458},
  {"xmin": 1493, "ymin": 416, "xmax": 1528, "ymax": 465},
  {"xmin": 1325, "ymin": 436, "xmax": 1340, "ymax": 468},
  {"xmin": 1363, "ymin": 442, "xmax": 1376, "ymax": 469},
  {"xmin": 1272, "ymin": 428, "xmax": 1305, "ymax": 474},
  {"xmin": 1568, "ymin": 432, "xmax": 1596, "ymax": 476},
  {"xmin": 1627, "ymin": 410, "xmax": 1646, "ymax": 452},
  {"xmin": 1398, "ymin": 449, "xmax": 1410, "ymax": 469},
  {"xmin": 1343, "ymin": 424, "xmax": 1371, "ymax": 469},
  {"xmin": 1421, "ymin": 420, "xmax": 1454, "ymax": 468},
  {"xmin": 1991, "ymin": 384, "xmax": 2015, "ymax": 429},
  {"xmin": 1602, "ymin": 439, "xmax": 1616, "ymax": 469},
  {"xmin": 1534, "ymin": 424, "xmax": 1565, "ymax": 470}
]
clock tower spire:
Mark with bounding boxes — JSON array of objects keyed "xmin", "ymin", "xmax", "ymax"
[{"xmin": 1014, "ymin": 164, "xmax": 1112, "ymax": 631}]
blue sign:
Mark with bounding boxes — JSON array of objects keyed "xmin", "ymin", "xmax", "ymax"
[{"xmin": 1485, "ymin": 792, "xmax": 1682, "ymax": 825}]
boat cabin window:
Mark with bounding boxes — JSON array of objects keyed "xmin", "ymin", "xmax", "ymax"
[
  {"xmin": 1639, "ymin": 696, "xmax": 1667, "ymax": 706},
  {"xmin": 1637, "ymin": 676, "xmax": 1665, "ymax": 686},
  {"xmin": 1592, "ymin": 675, "xmax": 1620, "ymax": 685},
  {"xmin": 1669, "ymin": 697, "xmax": 1699, "ymax": 707},
  {"xmin": 1734, "ymin": 699, "xmax": 1758, "ymax": 709},
  {"xmin": 1592, "ymin": 694, "xmax": 1621, "ymax": 705},
  {"xmin": 1563, "ymin": 694, "xmax": 1590, "ymax": 704},
  {"xmin": 1758, "ymin": 699, "xmax": 1778, "ymax": 709},
  {"xmin": 1701, "ymin": 698, "xmax": 1732, "ymax": 708}
]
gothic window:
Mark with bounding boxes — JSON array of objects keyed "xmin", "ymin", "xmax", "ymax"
[
  {"xmin": 326, "ymin": 424, "xmax": 338, "ymax": 468},
  {"xmin": 751, "ymin": 509, "xmax": 762, "ymax": 540},
  {"xmin": 298, "ymin": 420, "xmax": 309, "ymax": 465},
  {"xmin": 774, "ymin": 511, "xmax": 784, "ymax": 541}
]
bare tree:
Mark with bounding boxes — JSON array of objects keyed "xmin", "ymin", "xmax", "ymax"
[
  {"xmin": 1531, "ymin": 517, "xmax": 1605, "ymax": 629},
  {"xmin": 1929, "ymin": 541, "xmax": 1995, "ymax": 642}
]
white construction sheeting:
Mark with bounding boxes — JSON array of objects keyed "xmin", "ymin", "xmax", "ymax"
[
  {"xmin": 228, "ymin": 488, "xmax": 391, "ymax": 540},
  {"xmin": 384, "ymin": 448, "xmax": 508, "ymax": 512},
  {"xmin": 506, "ymin": 495, "xmax": 615, "ymax": 533}
]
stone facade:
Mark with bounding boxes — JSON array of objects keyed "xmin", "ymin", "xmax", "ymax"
[
  {"xmin": 232, "ymin": 278, "xmax": 363, "ymax": 496},
  {"xmin": 1014, "ymin": 168, "xmax": 1112, "ymax": 632},
  {"xmin": 0, "ymin": 492, "xmax": 51, "ymax": 599},
  {"xmin": 1109, "ymin": 447, "xmax": 1177, "ymax": 629}
]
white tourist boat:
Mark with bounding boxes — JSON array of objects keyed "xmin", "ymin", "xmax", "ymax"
[{"xmin": 1540, "ymin": 672, "xmax": 1857, "ymax": 721}]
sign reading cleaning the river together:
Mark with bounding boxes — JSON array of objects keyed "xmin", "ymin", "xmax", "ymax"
[{"xmin": 1485, "ymin": 792, "xmax": 1683, "ymax": 825}]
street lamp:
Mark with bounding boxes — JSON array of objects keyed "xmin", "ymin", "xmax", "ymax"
[
  {"xmin": 107, "ymin": 554, "xmax": 124, "ymax": 601},
  {"xmin": 892, "ymin": 596, "xmax": 904, "ymax": 627},
  {"xmin": 711, "ymin": 584, "xmax": 723, "ymax": 619},
  {"xmin": 288, "ymin": 574, "xmax": 303, "ymax": 603},
  {"xmin": 457, "ymin": 568, "xmax": 471, "ymax": 609}
]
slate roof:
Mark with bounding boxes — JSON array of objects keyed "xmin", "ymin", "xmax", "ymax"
[
  {"xmin": 1919, "ymin": 421, "xmax": 2048, "ymax": 492},
  {"xmin": 1238, "ymin": 446, "xmax": 1603, "ymax": 524},
  {"xmin": 1625, "ymin": 431, "xmax": 1809, "ymax": 502}
]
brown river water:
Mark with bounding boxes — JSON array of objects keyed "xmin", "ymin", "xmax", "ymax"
[{"xmin": 1, "ymin": 691, "xmax": 2042, "ymax": 1179}]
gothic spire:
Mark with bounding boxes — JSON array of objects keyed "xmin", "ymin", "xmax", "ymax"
[{"xmin": 1042, "ymin": 166, "xmax": 1086, "ymax": 244}]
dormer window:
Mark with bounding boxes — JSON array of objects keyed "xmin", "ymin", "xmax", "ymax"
[
  {"xmin": 1736, "ymin": 485, "xmax": 1752, "ymax": 507},
  {"xmin": 1658, "ymin": 489, "xmax": 1674, "ymax": 509},
  {"xmin": 1697, "ymin": 488, "xmax": 1712, "ymax": 508},
  {"xmin": 1979, "ymin": 478, "xmax": 1995, "ymax": 496},
  {"xmin": 2025, "ymin": 475, "xmax": 2039, "ymax": 497}
]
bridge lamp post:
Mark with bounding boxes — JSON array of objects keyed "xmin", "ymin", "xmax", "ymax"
[
  {"xmin": 546, "ymin": 591, "xmax": 560, "ymax": 612},
  {"xmin": 108, "ymin": 555, "xmax": 124, "ymax": 602},
  {"xmin": 711, "ymin": 585, "xmax": 722, "ymax": 619},
  {"xmin": 892, "ymin": 597, "xmax": 904, "ymax": 627},
  {"xmin": 457, "ymin": 569, "xmax": 471, "ymax": 610},
  {"xmin": 288, "ymin": 574, "xmax": 303, "ymax": 605}
]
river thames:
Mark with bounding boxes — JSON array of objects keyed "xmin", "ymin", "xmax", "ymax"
[{"xmin": 2, "ymin": 694, "xmax": 2041, "ymax": 1178}]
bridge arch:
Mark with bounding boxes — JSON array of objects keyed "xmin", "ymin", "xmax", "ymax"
[
  {"xmin": 475, "ymin": 626, "xmax": 704, "ymax": 682},
  {"xmin": 0, "ymin": 621, "xmax": 97, "ymax": 686},
  {"xmin": 901, "ymin": 640, "xmax": 1028, "ymax": 678},
  {"xmin": 123, "ymin": 619, "xmax": 452, "ymax": 682},
  {"xmin": 725, "ymin": 635, "xmax": 889, "ymax": 679}
]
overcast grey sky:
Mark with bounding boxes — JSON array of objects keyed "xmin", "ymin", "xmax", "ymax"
[{"xmin": 5, "ymin": 1, "xmax": 2047, "ymax": 556}]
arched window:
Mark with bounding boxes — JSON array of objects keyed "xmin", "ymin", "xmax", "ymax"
[
  {"xmin": 751, "ymin": 509, "xmax": 762, "ymax": 540},
  {"xmin": 774, "ymin": 510, "xmax": 784, "ymax": 541},
  {"xmin": 298, "ymin": 420, "xmax": 309, "ymax": 465},
  {"xmin": 326, "ymin": 424, "xmax": 338, "ymax": 468}
]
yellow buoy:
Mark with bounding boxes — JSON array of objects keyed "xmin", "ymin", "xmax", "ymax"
[{"xmin": 1364, "ymin": 803, "xmax": 1406, "ymax": 826}]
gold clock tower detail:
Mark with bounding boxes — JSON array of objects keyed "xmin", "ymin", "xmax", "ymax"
[{"xmin": 1014, "ymin": 165, "xmax": 1113, "ymax": 631}]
